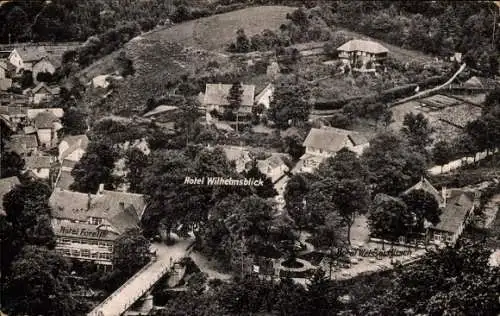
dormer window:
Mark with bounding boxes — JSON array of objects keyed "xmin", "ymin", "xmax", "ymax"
[{"xmin": 89, "ymin": 217, "xmax": 103, "ymax": 225}]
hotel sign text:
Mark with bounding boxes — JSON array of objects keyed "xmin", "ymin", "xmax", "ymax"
[{"xmin": 60, "ymin": 226, "xmax": 108, "ymax": 238}]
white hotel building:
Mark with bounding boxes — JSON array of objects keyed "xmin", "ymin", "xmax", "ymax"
[{"xmin": 49, "ymin": 185, "xmax": 146, "ymax": 270}]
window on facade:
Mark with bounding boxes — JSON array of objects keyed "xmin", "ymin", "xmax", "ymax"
[
  {"xmin": 71, "ymin": 249, "xmax": 80, "ymax": 257},
  {"xmin": 91, "ymin": 252, "xmax": 98, "ymax": 259},
  {"xmin": 62, "ymin": 238, "xmax": 71, "ymax": 243},
  {"xmin": 89, "ymin": 217, "xmax": 103, "ymax": 225},
  {"xmin": 99, "ymin": 253, "xmax": 112, "ymax": 260},
  {"xmin": 63, "ymin": 249, "xmax": 71, "ymax": 256},
  {"xmin": 446, "ymin": 235, "xmax": 454, "ymax": 243},
  {"xmin": 81, "ymin": 250, "xmax": 90, "ymax": 257},
  {"xmin": 434, "ymin": 233, "xmax": 442, "ymax": 241}
]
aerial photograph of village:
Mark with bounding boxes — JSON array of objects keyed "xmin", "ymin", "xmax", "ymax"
[{"xmin": 0, "ymin": 0, "xmax": 499, "ymax": 315}]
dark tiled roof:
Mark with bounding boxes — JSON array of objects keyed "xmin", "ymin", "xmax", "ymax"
[
  {"xmin": 204, "ymin": 84, "xmax": 255, "ymax": 106},
  {"xmin": 303, "ymin": 127, "xmax": 368, "ymax": 152},
  {"xmin": 7, "ymin": 134, "xmax": 38, "ymax": 154},
  {"xmin": 89, "ymin": 190, "xmax": 146, "ymax": 220},
  {"xmin": 49, "ymin": 188, "xmax": 146, "ymax": 234},
  {"xmin": 404, "ymin": 178, "xmax": 445, "ymax": 205},
  {"xmin": 0, "ymin": 106, "xmax": 28, "ymax": 116},
  {"xmin": 433, "ymin": 191, "xmax": 474, "ymax": 233},
  {"xmin": 0, "ymin": 176, "xmax": 20, "ymax": 215},
  {"xmin": 55, "ymin": 170, "xmax": 74, "ymax": 190},
  {"xmin": 34, "ymin": 111, "xmax": 59, "ymax": 129},
  {"xmin": 49, "ymin": 188, "xmax": 94, "ymax": 221},
  {"xmin": 24, "ymin": 156, "xmax": 52, "ymax": 169}
]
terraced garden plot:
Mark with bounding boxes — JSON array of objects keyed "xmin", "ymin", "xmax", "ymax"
[
  {"xmin": 419, "ymin": 94, "xmax": 461, "ymax": 109},
  {"xmin": 435, "ymin": 103, "xmax": 482, "ymax": 129}
]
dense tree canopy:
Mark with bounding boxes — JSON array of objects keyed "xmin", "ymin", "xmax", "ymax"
[
  {"xmin": 1, "ymin": 180, "xmax": 55, "ymax": 275},
  {"xmin": 3, "ymin": 246, "xmax": 77, "ymax": 316},
  {"xmin": 61, "ymin": 107, "xmax": 88, "ymax": 136},
  {"xmin": 269, "ymin": 82, "xmax": 311, "ymax": 129},
  {"xmin": 0, "ymin": 151, "xmax": 25, "ymax": 179},
  {"xmin": 113, "ymin": 228, "xmax": 151, "ymax": 276},
  {"xmin": 362, "ymin": 132, "xmax": 427, "ymax": 196},
  {"xmin": 70, "ymin": 138, "xmax": 118, "ymax": 193}
]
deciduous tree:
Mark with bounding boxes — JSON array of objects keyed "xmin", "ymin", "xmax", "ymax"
[
  {"xmin": 3, "ymin": 246, "xmax": 77, "ymax": 316},
  {"xmin": 113, "ymin": 228, "xmax": 151, "ymax": 276},
  {"xmin": 362, "ymin": 132, "xmax": 427, "ymax": 196},
  {"xmin": 269, "ymin": 83, "xmax": 311, "ymax": 129},
  {"xmin": 70, "ymin": 139, "xmax": 118, "ymax": 193},
  {"xmin": 401, "ymin": 112, "xmax": 434, "ymax": 153},
  {"xmin": 401, "ymin": 189, "xmax": 441, "ymax": 233}
]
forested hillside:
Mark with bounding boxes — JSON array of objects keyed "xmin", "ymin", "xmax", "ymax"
[{"xmin": 330, "ymin": 1, "xmax": 499, "ymax": 75}]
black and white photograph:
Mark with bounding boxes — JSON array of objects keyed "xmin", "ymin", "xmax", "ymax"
[{"xmin": 0, "ymin": 1, "xmax": 499, "ymax": 315}]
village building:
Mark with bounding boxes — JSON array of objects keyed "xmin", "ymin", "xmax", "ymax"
[
  {"xmin": 142, "ymin": 105, "xmax": 179, "ymax": 123},
  {"xmin": 6, "ymin": 134, "xmax": 38, "ymax": 156},
  {"xmin": 23, "ymin": 156, "xmax": 53, "ymax": 179},
  {"xmin": 298, "ymin": 126, "xmax": 369, "ymax": 173},
  {"xmin": 0, "ymin": 176, "xmax": 20, "ymax": 216},
  {"xmin": 405, "ymin": 178, "xmax": 478, "ymax": 246},
  {"xmin": 404, "ymin": 177, "xmax": 446, "ymax": 208},
  {"xmin": 337, "ymin": 39, "xmax": 388, "ymax": 71},
  {"xmin": 254, "ymin": 83, "xmax": 274, "ymax": 109},
  {"xmin": 55, "ymin": 159, "xmax": 78, "ymax": 190},
  {"xmin": 32, "ymin": 110, "xmax": 63, "ymax": 148},
  {"xmin": 0, "ymin": 60, "xmax": 7, "ymax": 79},
  {"xmin": 0, "ymin": 106, "xmax": 30, "ymax": 130},
  {"xmin": 58, "ymin": 134, "xmax": 89, "ymax": 163},
  {"xmin": 8, "ymin": 47, "xmax": 48, "ymax": 72},
  {"xmin": 49, "ymin": 185, "xmax": 147, "ymax": 270},
  {"xmin": 428, "ymin": 188, "xmax": 477, "ymax": 246},
  {"xmin": 24, "ymin": 82, "xmax": 61, "ymax": 104},
  {"xmin": 256, "ymin": 153, "xmax": 289, "ymax": 183},
  {"xmin": 27, "ymin": 107, "xmax": 64, "ymax": 120},
  {"xmin": 32, "ymin": 56, "xmax": 61, "ymax": 82},
  {"xmin": 203, "ymin": 83, "xmax": 255, "ymax": 122},
  {"xmin": 221, "ymin": 145, "xmax": 253, "ymax": 173}
]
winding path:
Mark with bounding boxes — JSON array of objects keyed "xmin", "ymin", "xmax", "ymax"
[{"xmin": 392, "ymin": 63, "xmax": 467, "ymax": 106}]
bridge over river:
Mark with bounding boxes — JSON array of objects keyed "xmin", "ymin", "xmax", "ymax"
[{"xmin": 87, "ymin": 237, "xmax": 193, "ymax": 316}]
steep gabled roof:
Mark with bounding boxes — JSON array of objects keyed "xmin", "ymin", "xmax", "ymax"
[
  {"xmin": 59, "ymin": 135, "xmax": 89, "ymax": 161},
  {"xmin": 34, "ymin": 110, "xmax": 59, "ymax": 129},
  {"xmin": 303, "ymin": 127, "xmax": 368, "ymax": 152},
  {"xmin": 24, "ymin": 156, "xmax": 52, "ymax": 169},
  {"xmin": 203, "ymin": 83, "xmax": 255, "ymax": 107},
  {"xmin": 13, "ymin": 47, "xmax": 48, "ymax": 62},
  {"xmin": 31, "ymin": 82, "xmax": 58, "ymax": 95},
  {"xmin": 27, "ymin": 108, "xmax": 64, "ymax": 120},
  {"xmin": 404, "ymin": 177, "xmax": 444, "ymax": 205},
  {"xmin": 433, "ymin": 192, "xmax": 474, "ymax": 233},
  {"xmin": 337, "ymin": 40, "xmax": 388, "ymax": 54},
  {"xmin": 7, "ymin": 134, "xmax": 38, "ymax": 153},
  {"xmin": 89, "ymin": 190, "xmax": 147, "ymax": 221},
  {"xmin": 49, "ymin": 188, "xmax": 95, "ymax": 221},
  {"xmin": 143, "ymin": 105, "xmax": 178, "ymax": 118}
]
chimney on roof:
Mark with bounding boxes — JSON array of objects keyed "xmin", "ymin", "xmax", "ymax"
[
  {"xmin": 442, "ymin": 186, "xmax": 447, "ymax": 208},
  {"xmin": 97, "ymin": 183, "xmax": 104, "ymax": 195},
  {"xmin": 87, "ymin": 192, "xmax": 91, "ymax": 211}
]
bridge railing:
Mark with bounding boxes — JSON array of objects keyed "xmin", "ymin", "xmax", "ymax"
[{"xmin": 87, "ymin": 255, "xmax": 168, "ymax": 316}]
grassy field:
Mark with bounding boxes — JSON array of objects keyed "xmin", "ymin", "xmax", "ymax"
[{"xmin": 145, "ymin": 5, "xmax": 296, "ymax": 51}]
